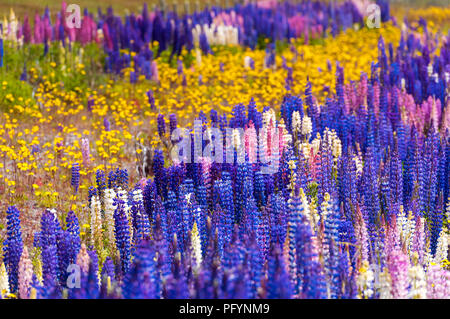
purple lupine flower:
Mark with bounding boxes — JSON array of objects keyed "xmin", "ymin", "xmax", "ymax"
[
  {"xmin": 146, "ymin": 89, "xmax": 156, "ymax": 110},
  {"xmin": 71, "ymin": 162, "xmax": 80, "ymax": 194},
  {"xmin": 169, "ymin": 113, "xmax": 177, "ymax": 137},
  {"xmin": 103, "ymin": 117, "xmax": 111, "ymax": 131},
  {"xmin": 157, "ymin": 114, "xmax": 166, "ymax": 137},
  {"xmin": 114, "ymin": 196, "xmax": 132, "ymax": 273},
  {"xmin": 20, "ymin": 64, "xmax": 27, "ymax": 81},
  {"xmin": 3, "ymin": 206, "xmax": 23, "ymax": 292},
  {"xmin": 122, "ymin": 239, "xmax": 157, "ymax": 298},
  {"xmin": 39, "ymin": 210, "xmax": 60, "ymax": 288}
]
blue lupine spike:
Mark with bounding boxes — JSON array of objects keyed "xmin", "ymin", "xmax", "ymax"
[
  {"xmin": 114, "ymin": 197, "xmax": 132, "ymax": 273},
  {"xmin": 265, "ymin": 243, "xmax": 292, "ymax": 299},
  {"xmin": 108, "ymin": 169, "xmax": 117, "ymax": 189},
  {"xmin": 247, "ymin": 98, "xmax": 262, "ymax": 131},
  {"xmin": 71, "ymin": 163, "xmax": 80, "ymax": 194},
  {"xmin": 296, "ymin": 217, "xmax": 327, "ymax": 299},
  {"xmin": 324, "ymin": 198, "xmax": 341, "ymax": 299},
  {"xmin": 287, "ymin": 188, "xmax": 303, "ymax": 291},
  {"xmin": 56, "ymin": 229, "xmax": 72, "ymax": 285},
  {"xmin": 143, "ymin": 180, "xmax": 157, "ymax": 222},
  {"xmin": 430, "ymin": 193, "xmax": 444, "ymax": 256},
  {"xmin": 101, "ymin": 256, "xmax": 116, "ymax": 280},
  {"xmin": 96, "ymin": 169, "xmax": 107, "ymax": 200},
  {"xmin": 70, "ymin": 255, "xmax": 100, "ymax": 299},
  {"xmin": 153, "ymin": 149, "xmax": 166, "ymax": 198},
  {"xmin": 162, "ymin": 252, "xmax": 189, "ymax": 298},
  {"xmin": 39, "ymin": 210, "xmax": 60, "ymax": 288},
  {"xmin": 118, "ymin": 168, "xmax": 129, "ymax": 189},
  {"xmin": 65, "ymin": 211, "xmax": 81, "ymax": 263},
  {"xmin": 157, "ymin": 114, "xmax": 166, "ymax": 137},
  {"xmin": 3, "ymin": 206, "xmax": 23, "ymax": 292},
  {"xmin": 254, "ymin": 171, "xmax": 266, "ymax": 208}
]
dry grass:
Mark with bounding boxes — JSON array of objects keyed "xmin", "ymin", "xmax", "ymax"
[{"xmin": 0, "ymin": 0, "xmax": 215, "ymax": 18}]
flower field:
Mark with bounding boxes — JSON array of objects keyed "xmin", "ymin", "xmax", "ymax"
[{"xmin": 0, "ymin": 0, "xmax": 449, "ymax": 299}]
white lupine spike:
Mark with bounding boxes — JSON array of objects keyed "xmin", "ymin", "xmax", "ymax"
[
  {"xmin": 132, "ymin": 188, "xmax": 144, "ymax": 204},
  {"xmin": 262, "ymin": 108, "xmax": 276, "ymax": 126},
  {"xmin": 185, "ymin": 193, "xmax": 193, "ymax": 205},
  {"xmin": 356, "ymin": 261, "xmax": 374, "ymax": 299},
  {"xmin": 427, "ymin": 64, "xmax": 433, "ymax": 77},
  {"xmin": 405, "ymin": 210, "xmax": 416, "ymax": 252},
  {"xmin": 232, "ymin": 128, "xmax": 241, "ymax": 150},
  {"xmin": 191, "ymin": 221, "xmax": 203, "ymax": 269},
  {"xmin": 0, "ymin": 262, "xmax": 10, "ymax": 298},
  {"xmin": 283, "ymin": 132, "xmax": 293, "ymax": 146},
  {"xmin": 6, "ymin": 10, "xmax": 19, "ymax": 42},
  {"xmin": 192, "ymin": 23, "xmax": 239, "ymax": 46},
  {"xmin": 90, "ymin": 195, "xmax": 103, "ymax": 250},
  {"xmin": 311, "ymin": 136, "xmax": 321, "ymax": 154},
  {"xmin": 299, "ymin": 142, "xmax": 310, "ymax": 159},
  {"xmin": 298, "ymin": 188, "xmax": 312, "ymax": 226},
  {"xmin": 195, "ymin": 48, "xmax": 202, "ymax": 66},
  {"xmin": 423, "ymin": 245, "xmax": 433, "ymax": 271},
  {"xmin": 377, "ymin": 270, "xmax": 392, "ymax": 299},
  {"xmin": 408, "ymin": 264, "xmax": 427, "ymax": 299},
  {"xmin": 292, "ymin": 111, "xmax": 302, "ymax": 134},
  {"xmin": 104, "ymin": 188, "xmax": 117, "ymax": 250},
  {"xmin": 397, "ymin": 206, "xmax": 407, "ymax": 242},
  {"xmin": 353, "ymin": 155, "xmax": 363, "ymax": 177},
  {"xmin": 301, "ymin": 115, "xmax": 312, "ymax": 136},
  {"xmin": 433, "ymin": 229, "xmax": 448, "ymax": 265},
  {"xmin": 320, "ymin": 193, "xmax": 331, "ymax": 221}
]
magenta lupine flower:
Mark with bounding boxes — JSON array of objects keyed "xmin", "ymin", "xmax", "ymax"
[{"xmin": 388, "ymin": 249, "xmax": 409, "ymax": 299}]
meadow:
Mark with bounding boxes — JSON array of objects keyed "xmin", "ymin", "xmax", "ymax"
[{"xmin": 0, "ymin": 0, "xmax": 449, "ymax": 299}]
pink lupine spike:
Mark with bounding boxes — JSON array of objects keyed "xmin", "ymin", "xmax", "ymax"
[
  {"xmin": 76, "ymin": 243, "xmax": 90, "ymax": 273},
  {"xmin": 426, "ymin": 265, "xmax": 449, "ymax": 299},
  {"xmin": 354, "ymin": 203, "xmax": 369, "ymax": 267},
  {"xmin": 278, "ymin": 126, "xmax": 285, "ymax": 156},
  {"xmin": 411, "ymin": 216, "xmax": 425, "ymax": 264},
  {"xmin": 244, "ymin": 122, "xmax": 258, "ymax": 164},
  {"xmin": 18, "ymin": 247, "xmax": 33, "ymax": 299},
  {"xmin": 151, "ymin": 61, "xmax": 159, "ymax": 82},
  {"xmin": 388, "ymin": 249, "xmax": 409, "ymax": 299},
  {"xmin": 385, "ymin": 215, "xmax": 400, "ymax": 258},
  {"xmin": 373, "ymin": 82, "xmax": 380, "ymax": 118},
  {"xmin": 358, "ymin": 73, "xmax": 368, "ymax": 109}
]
